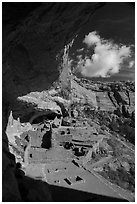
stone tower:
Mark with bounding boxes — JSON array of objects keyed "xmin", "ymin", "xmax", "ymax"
[{"xmin": 8, "ymin": 110, "xmax": 13, "ymax": 127}]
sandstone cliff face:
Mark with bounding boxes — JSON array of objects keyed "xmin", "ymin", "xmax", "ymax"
[{"xmin": 73, "ymin": 77, "xmax": 134, "ymax": 113}]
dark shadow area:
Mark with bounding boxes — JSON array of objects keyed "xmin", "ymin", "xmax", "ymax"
[
  {"xmin": 31, "ymin": 113, "xmax": 57, "ymax": 124},
  {"xmin": 49, "ymin": 184, "xmax": 128, "ymax": 202},
  {"xmin": 15, "ymin": 172, "xmax": 53, "ymax": 201},
  {"xmin": 15, "ymin": 165, "xmax": 128, "ymax": 202},
  {"xmin": 41, "ymin": 128, "xmax": 52, "ymax": 149},
  {"xmin": 108, "ymin": 91, "xmax": 117, "ymax": 107}
]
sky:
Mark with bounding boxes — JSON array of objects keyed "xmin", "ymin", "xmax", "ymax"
[{"xmin": 69, "ymin": 2, "xmax": 135, "ymax": 81}]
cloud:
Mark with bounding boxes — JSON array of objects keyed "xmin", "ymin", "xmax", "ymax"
[
  {"xmin": 77, "ymin": 31, "xmax": 131, "ymax": 78},
  {"xmin": 83, "ymin": 31, "xmax": 101, "ymax": 46}
]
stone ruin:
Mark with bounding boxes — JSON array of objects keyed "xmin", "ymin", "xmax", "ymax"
[
  {"xmin": 6, "ymin": 109, "xmax": 63, "ymax": 165},
  {"xmin": 7, "ymin": 108, "xmax": 102, "ymax": 166}
]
